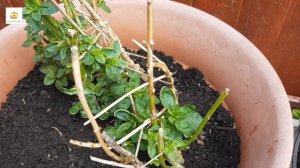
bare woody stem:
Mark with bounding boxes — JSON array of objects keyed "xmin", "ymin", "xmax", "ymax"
[
  {"xmin": 68, "ymin": 30, "xmax": 125, "ymax": 163},
  {"xmin": 181, "ymin": 88, "xmax": 230, "ymax": 150},
  {"xmin": 146, "ymin": 0, "xmax": 157, "ymax": 125},
  {"xmin": 154, "ymin": 62, "xmax": 177, "ymax": 100},
  {"xmin": 49, "ymin": 0, "xmax": 85, "ymax": 35},
  {"xmin": 158, "ymin": 127, "xmax": 168, "ymax": 168}
]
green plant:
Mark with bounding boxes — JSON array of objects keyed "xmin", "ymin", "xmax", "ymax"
[
  {"xmin": 23, "ymin": 0, "xmax": 229, "ymax": 167},
  {"xmin": 292, "ymin": 109, "xmax": 300, "ymax": 120}
]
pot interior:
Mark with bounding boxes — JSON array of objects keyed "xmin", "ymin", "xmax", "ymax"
[{"xmin": 0, "ymin": 1, "xmax": 293, "ymax": 167}]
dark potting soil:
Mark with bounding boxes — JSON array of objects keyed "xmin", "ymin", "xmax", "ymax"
[{"xmin": 0, "ymin": 50, "xmax": 240, "ymax": 168}]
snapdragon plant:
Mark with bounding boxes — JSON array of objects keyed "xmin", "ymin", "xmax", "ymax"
[{"xmin": 23, "ymin": 0, "xmax": 229, "ymax": 167}]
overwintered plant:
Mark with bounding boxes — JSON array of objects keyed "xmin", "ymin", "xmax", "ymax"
[{"xmin": 23, "ymin": 0, "xmax": 229, "ymax": 167}]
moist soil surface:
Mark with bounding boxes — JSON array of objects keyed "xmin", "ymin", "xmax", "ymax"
[{"xmin": 0, "ymin": 50, "xmax": 240, "ymax": 168}]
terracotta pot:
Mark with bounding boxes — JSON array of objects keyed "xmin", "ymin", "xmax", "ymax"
[{"xmin": 0, "ymin": 0, "xmax": 293, "ymax": 167}]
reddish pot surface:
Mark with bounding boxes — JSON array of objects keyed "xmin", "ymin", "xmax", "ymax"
[{"xmin": 0, "ymin": 0, "xmax": 293, "ymax": 167}]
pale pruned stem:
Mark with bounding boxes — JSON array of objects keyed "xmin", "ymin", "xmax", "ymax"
[
  {"xmin": 158, "ymin": 128, "xmax": 167, "ymax": 167},
  {"xmin": 126, "ymin": 52, "xmax": 148, "ymax": 59},
  {"xmin": 81, "ymin": 14, "xmax": 110, "ymax": 43},
  {"xmin": 122, "ymin": 49, "xmax": 148, "ymax": 82},
  {"xmin": 78, "ymin": 0, "xmax": 102, "ymax": 22},
  {"xmin": 131, "ymin": 38, "xmax": 177, "ymax": 99},
  {"xmin": 146, "ymin": 0, "xmax": 157, "ymax": 125},
  {"xmin": 102, "ymin": 132, "xmax": 144, "ymax": 167},
  {"xmin": 125, "ymin": 66, "xmax": 148, "ymax": 77},
  {"xmin": 129, "ymin": 94, "xmax": 139, "ymax": 116},
  {"xmin": 69, "ymin": 139, "xmax": 101, "ymax": 148},
  {"xmin": 90, "ymin": 156, "xmax": 134, "ymax": 168},
  {"xmin": 154, "ymin": 62, "xmax": 177, "ymax": 99},
  {"xmin": 74, "ymin": 8, "xmax": 91, "ymax": 17},
  {"xmin": 141, "ymin": 153, "xmax": 163, "ymax": 168},
  {"xmin": 135, "ymin": 128, "xmax": 144, "ymax": 157},
  {"xmin": 84, "ymin": 75, "xmax": 167, "ymax": 126},
  {"xmin": 69, "ymin": 30, "xmax": 125, "ymax": 163},
  {"xmin": 131, "ymin": 39, "xmax": 163, "ymax": 64},
  {"xmin": 158, "ymin": 79, "xmax": 172, "ymax": 85},
  {"xmin": 85, "ymin": 26, "xmax": 95, "ymax": 33},
  {"xmin": 49, "ymin": 0, "xmax": 86, "ymax": 35},
  {"xmin": 92, "ymin": 0, "xmax": 97, "ymax": 10},
  {"xmin": 90, "ymin": 28, "xmax": 97, "ymax": 35}
]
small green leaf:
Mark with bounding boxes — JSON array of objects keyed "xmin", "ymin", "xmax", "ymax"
[
  {"xmin": 69, "ymin": 102, "xmax": 82, "ymax": 115},
  {"xmin": 147, "ymin": 130, "xmax": 158, "ymax": 142},
  {"xmin": 80, "ymin": 110, "xmax": 88, "ymax": 118},
  {"xmin": 59, "ymin": 47, "xmax": 67, "ymax": 59},
  {"xmin": 172, "ymin": 139, "xmax": 187, "ymax": 148},
  {"xmin": 164, "ymin": 122, "xmax": 182, "ymax": 140},
  {"xmin": 160, "ymin": 86, "xmax": 176, "ymax": 110},
  {"xmin": 135, "ymin": 97, "xmax": 151, "ymax": 119},
  {"xmin": 179, "ymin": 104, "xmax": 196, "ymax": 114},
  {"xmin": 117, "ymin": 122, "xmax": 133, "ymax": 132},
  {"xmin": 292, "ymin": 109, "xmax": 300, "ymax": 119},
  {"xmin": 106, "ymin": 64, "xmax": 122, "ymax": 80},
  {"xmin": 105, "ymin": 127, "xmax": 125, "ymax": 139},
  {"xmin": 33, "ymin": 34, "xmax": 42, "ymax": 43},
  {"xmin": 175, "ymin": 112, "xmax": 202, "ymax": 137},
  {"xmin": 39, "ymin": 64, "xmax": 57, "ymax": 74},
  {"xmin": 114, "ymin": 118, "xmax": 123, "ymax": 127},
  {"xmin": 128, "ymin": 71, "xmax": 140, "ymax": 89},
  {"xmin": 111, "ymin": 82, "xmax": 127, "ymax": 96},
  {"xmin": 95, "ymin": 53, "xmax": 105, "ymax": 64},
  {"xmin": 114, "ymin": 109, "xmax": 138, "ymax": 123},
  {"xmin": 147, "ymin": 142, "xmax": 157, "ymax": 159},
  {"xmin": 46, "ymin": 44, "xmax": 59, "ymax": 54},
  {"xmin": 91, "ymin": 48, "xmax": 106, "ymax": 64},
  {"xmin": 31, "ymin": 10, "xmax": 41, "ymax": 21},
  {"xmin": 164, "ymin": 145, "xmax": 184, "ymax": 164},
  {"xmin": 122, "ymin": 142, "xmax": 135, "ymax": 154},
  {"xmin": 55, "ymin": 83, "xmax": 77, "ymax": 95},
  {"xmin": 118, "ymin": 98, "xmax": 131, "ymax": 110},
  {"xmin": 33, "ymin": 53, "xmax": 43, "ymax": 63},
  {"xmin": 23, "ymin": 40, "xmax": 33, "ymax": 47},
  {"xmin": 101, "ymin": 41, "xmax": 122, "ymax": 59},
  {"xmin": 41, "ymin": 1, "xmax": 59, "ymax": 15},
  {"xmin": 44, "ymin": 73, "xmax": 56, "ymax": 85},
  {"xmin": 101, "ymin": 48, "xmax": 117, "ymax": 59},
  {"xmin": 108, "ymin": 57, "xmax": 127, "ymax": 68},
  {"xmin": 113, "ymin": 40, "xmax": 122, "ymax": 54},
  {"xmin": 83, "ymin": 53, "xmax": 95, "ymax": 65},
  {"xmin": 98, "ymin": 1, "xmax": 111, "ymax": 13},
  {"xmin": 56, "ymin": 69, "xmax": 65, "ymax": 78}
]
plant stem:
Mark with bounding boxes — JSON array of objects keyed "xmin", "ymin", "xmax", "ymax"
[
  {"xmin": 146, "ymin": 0, "xmax": 157, "ymax": 125},
  {"xmin": 154, "ymin": 62, "xmax": 177, "ymax": 100},
  {"xmin": 49, "ymin": 0, "xmax": 86, "ymax": 35},
  {"xmin": 141, "ymin": 153, "xmax": 163, "ymax": 168},
  {"xmin": 68, "ymin": 29, "xmax": 125, "ymax": 163},
  {"xmin": 90, "ymin": 156, "xmax": 134, "ymax": 168},
  {"xmin": 158, "ymin": 127, "xmax": 168, "ymax": 168},
  {"xmin": 69, "ymin": 139, "xmax": 102, "ymax": 148},
  {"xmin": 135, "ymin": 128, "xmax": 144, "ymax": 157},
  {"xmin": 181, "ymin": 88, "xmax": 230, "ymax": 150}
]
